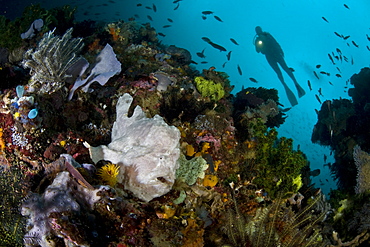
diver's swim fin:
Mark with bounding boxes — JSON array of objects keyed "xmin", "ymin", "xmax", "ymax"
[
  {"xmin": 281, "ymin": 80, "xmax": 298, "ymax": 106},
  {"xmin": 294, "ymin": 82, "xmax": 306, "ymax": 98}
]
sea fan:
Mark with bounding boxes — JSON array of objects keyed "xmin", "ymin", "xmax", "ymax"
[{"xmin": 97, "ymin": 163, "xmax": 120, "ymax": 186}]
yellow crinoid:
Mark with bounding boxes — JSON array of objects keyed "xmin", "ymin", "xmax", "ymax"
[{"xmin": 97, "ymin": 163, "xmax": 120, "ymax": 186}]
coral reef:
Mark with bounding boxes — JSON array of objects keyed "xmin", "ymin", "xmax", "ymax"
[
  {"xmin": 0, "ymin": 7, "xmax": 362, "ymax": 247},
  {"xmin": 242, "ymin": 119, "xmax": 307, "ymax": 198}
]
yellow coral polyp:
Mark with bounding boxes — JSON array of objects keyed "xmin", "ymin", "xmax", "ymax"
[{"xmin": 97, "ymin": 163, "xmax": 120, "ymax": 186}]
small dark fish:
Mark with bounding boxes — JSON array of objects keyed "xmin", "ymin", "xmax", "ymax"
[
  {"xmin": 226, "ymin": 51, "xmax": 232, "ymax": 61},
  {"xmin": 328, "ymin": 81, "xmax": 333, "ymax": 85},
  {"xmin": 334, "ymin": 55, "xmax": 339, "ymax": 60},
  {"xmin": 318, "ymin": 88, "xmax": 323, "ymax": 97},
  {"xmin": 222, "ymin": 62, "xmax": 227, "ymax": 68},
  {"xmin": 336, "ymin": 48, "xmax": 342, "ymax": 54},
  {"xmin": 202, "ymin": 11, "xmax": 214, "ymax": 15},
  {"xmin": 308, "ymin": 80, "xmax": 312, "ymax": 91},
  {"xmin": 249, "ymin": 77, "xmax": 258, "ymax": 83},
  {"xmin": 334, "ymin": 32, "xmax": 342, "ymax": 38},
  {"xmin": 352, "ymin": 40, "xmax": 359, "ymax": 47},
  {"xmin": 315, "ymin": 64, "xmax": 321, "ymax": 69},
  {"xmin": 335, "ymin": 73, "xmax": 342, "ymax": 78},
  {"xmin": 200, "ymin": 61, "xmax": 208, "ymax": 64},
  {"xmin": 343, "ymin": 35, "xmax": 350, "ymax": 40},
  {"xmin": 237, "ymin": 64, "xmax": 242, "ymax": 75},
  {"xmin": 158, "ymin": 32, "xmax": 166, "ymax": 37},
  {"xmin": 196, "ymin": 48, "xmax": 206, "ymax": 58},
  {"xmin": 351, "ymin": 56, "xmax": 354, "ymax": 65},
  {"xmin": 328, "ymin": 53, "xmax": 335, "ymax": 64},
  {"xmin": 343, "ymin": 55, "xmax": 348, "ymax": 62},
  {"xmin": 173, "ymin": 0, "xmax": 182, "ymax": 3},
  {"xmin": 313, "ymin": 71, "xmax": 319, "ymax": 79},
  {"xmin": 202, "ymin": 37, "xmax": 211, "ymax": 43},
  {"xmin": 136, "ymin": 3, "xmax": 142, "ymax": 7},
  {"xmin": 83, "ymin": 11, "xmax": 89, "ymax": 15},
  {"xmin": 310, "ymin": 169, "xmax": 321, "ymax": 177},
  {"xmin": 315, "ymin": 94, "xmax": 322, "ymax": 104},
  {"xmin": 145, "ymin": 6, "xmax": 152, "ymax": 10},
  {"xmin": 367, "ymin": 46, "xmax": 370, "ymax": 51},
  {"xmin": 167, "ymin": 18, "xmax": 173, "ymax": 23},
  {"xmin": 214, "ymin": 15, "xmax": 223, "ymax": 22},
  {"xmin": 230, "ymin": 38, "xmax": 239, "ymax": 45},
  {"xmin": 108, "ymin": 0, "xmax": 115, "ymax": 3},
  {"xmin": 174, "ymin": 3, "xmax": 180, "ymax": 10},
  {"xmin": 320, "ymin": 71, "xmax": 330, "ymax": 76},
  {"xmin": 366, "ymin": 34, "xmax": 370, "ymax": 41},
  {"xmin": 153, "ymin": 4, "xmax": 157, "ymax": 12},
  {"xmin": 343, "ymin": 4, "xmax": 350, "ymax": 9},
  {"xmin": 322, "ymin": 16, "xmax": 329, "ymax": 23},
  {"xmin": 147, "ymin": 15, "xmax": 153, "ymax": 21},
  {"xmin": 289, "ymin": 67, "xmax": 295, "ymax": 72},
  {"xmin": 162, "ymin": 25, "xmax": 172, "ymax": 28},
  {"xmin": 102, "ymin": 3, "xmax": 108, "ymax": 6},
  {"xmin": 201, "ymin": 15, "xmax": 207, "ymax": 20},
  {"xmin": 209, "ymin": 41, "xmax": 226, "ymax": 52}
]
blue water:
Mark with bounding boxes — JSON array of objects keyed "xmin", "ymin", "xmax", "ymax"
[{"xmin": 3, "ymin": 0, "xmax": 370, "ymax": 195}]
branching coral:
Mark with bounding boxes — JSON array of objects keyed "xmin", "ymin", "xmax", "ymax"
[{"xmin": 22, "ymin": 28, "xmax": 84, "ymax": 94}]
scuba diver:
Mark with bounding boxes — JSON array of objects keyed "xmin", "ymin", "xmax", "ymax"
[{"xmin": 254, "ymin": 26, "xmax": 306, "ymax": 106}]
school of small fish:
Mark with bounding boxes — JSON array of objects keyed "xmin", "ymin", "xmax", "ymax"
[{"xmin": 82, "ymin": 1, "xmax": 369, "ymax": 111}]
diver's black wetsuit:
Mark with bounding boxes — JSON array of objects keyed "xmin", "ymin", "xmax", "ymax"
[{"xmin": 254, "ymin": 26, "xmax": 305, "ymax": 106}]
